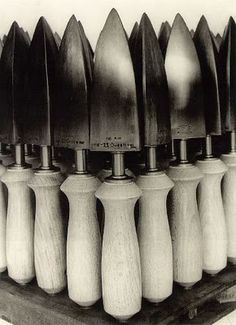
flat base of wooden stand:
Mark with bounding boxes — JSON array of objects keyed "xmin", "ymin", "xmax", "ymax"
[{"xmin": 1, "ymin": 266, "xmax": 236, "ymax": 324}]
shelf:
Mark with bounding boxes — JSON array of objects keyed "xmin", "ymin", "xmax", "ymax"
[{"xmin": 0, "ymin": 266, "xmax": 236, "ymax": 324}]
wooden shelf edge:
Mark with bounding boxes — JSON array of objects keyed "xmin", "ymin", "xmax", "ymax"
[{"xmin": 0, "ymin": 266, "xmax": 236, "ymax": 324}]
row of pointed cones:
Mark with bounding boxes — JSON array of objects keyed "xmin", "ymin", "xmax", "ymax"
[{"xmin": 0, "ymin": 9, "xmax": 234, "ymax": 155}]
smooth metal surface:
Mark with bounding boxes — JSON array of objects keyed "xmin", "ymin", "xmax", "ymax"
[
  {"xmin": 54, "ymin": 16, "xmax": 89, "ymax": 150},
  {"xmin": 231, "ymin": 131, "xmax": 236, "ymax": 153},
  {"xmin": 205, "ymin": 135, "xmax": 213, "ymax": 158},
  {"xmin": 180, "ymin": 140, "xmax": 188, "ymax": 164},
  {"xmin": 112, "ymin": 152, "xmax": 125, "ymax": 178},
  {"xmin": 24, "ymin": 17, "xmax": 58, "ymax": 146},
  {"xmin": 40, "ymin": 146, "xmax": 52, "ymax": 170},
  {"xmin": 90, "ymin": 9, "xmax": 140, "ymax": 152},
  {"xmin": 146, "ymin": 147, "xmax": 157, "ymax": 171},
  {"xmin": 165, "ymin": 14, "xmax": 206, "ymax": 140},
  {"xmin": 24, "ymin": 144, "xmax": 32, "ymax": 156},
  {"xmin": 134, "ymin": 13, "xmax": 171, "ymax": 146},
  {"xmin": 74, "ymin": 149, "xmax": 87, "ymax": 174},
  {"xmin": 193, "ymin": 16, "xmax": 222, "ymax": 135},
  {"xmin": 15, "ymin": 144, "xmax": 25, "ymax": 166},
  {"xmin": 220, "ymin": 17, "xmax": 236, "ymax": 131},
  {"xmin": 158, "ymin": 21, "xmax": 171, "ymax": 58},
  {"xmin": 0, "ymin": 22, "xmax": 29, "ymax": 145}
]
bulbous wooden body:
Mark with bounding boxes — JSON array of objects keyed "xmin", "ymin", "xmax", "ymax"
[
  {"xmin": 136, "ymin": 171, "xmax": 174, "ymax": 303},
  {"xmin": 61, "ymin": 174, "xmax": 101, "ymax": 307},
  {"xmin": 221, "ymin": 153, "xmax": 236, "ymax": 264},
  {"xmin": 28, "ymin": 171, "xmax": 66, "ymax": 294},
  {"xmin": 96, "ymin": 180, "xmax": 142, "ymax": 321},
  {"xmin": 167, "ymin": 164, "xmax": 203, "ymax": 289},
  {"xmin": 0, "ymin": 164, "xmax": 7, "ymax": 272},
  {"xmin": 2, "ymin": 167, "xmax": 35, "ymax": 284},
  {"xmin": 196, "ymin": 159, "xmax": 227, "ymax": 274}
]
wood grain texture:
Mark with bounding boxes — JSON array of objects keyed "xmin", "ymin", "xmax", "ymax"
[
  {"xmin": 1, "ymin": 168, "xmax": 35, "ymax": 284},
  {"xmin": 136, "ymin": 172, "xmax": 174, "ymax": 303},
  {"xmin": 221, "ymin": 153, "xmax": 236, "ymax": 264},
  {"xmin": 96, "ymin": 180, "xmax": 142, "ymax": 321},
  {"xmin": 0, "ymin": 164, "xmax": 7, "ymax": 272},
  {"xmin": 167, "ymin": 164, "xmax": 203, "ymax": 288},
  {"xmin": 196, "ymin": 159, "xmax": 227, "ymax": 274},
  {"xmin": 61, "ymin": 174, "xmax": 102, "ymax": 307},
  {"xmin": 28, "ymin": 171, "xmax": 66, "ymax": 294}
]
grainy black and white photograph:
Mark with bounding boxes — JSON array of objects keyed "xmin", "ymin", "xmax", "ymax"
[{"xmin": 0, "ymin": 0, "xmax": 235, "ymax": 324}]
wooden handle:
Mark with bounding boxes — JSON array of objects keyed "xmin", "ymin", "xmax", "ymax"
[
  {"xmin": 61, "ymin": 174, "xmax": 101, "ymax": 307},
  {"xmin": 196, "ymin": 159, "xmax": 227, "ymax": 275},
  {"xmin": 221, "ymin": 153, "xmax": 236, "ymax": 264},
  {"xmin": 96, "ymin": 180, "xmax": 142, "ymax": 321},
  {"xmin": 136, "ymin": 172, "xmax": 174, "ymax": 303},
  {"xmin": 167, "ymin": 164, "xmax": 203, "ymax": 289},
  {"xmin": 28, "ymin": 171, "xmax": 66, "ymax": 294},
  {"xmin": 1, "ymin": 168, "xmax": 35, "ymax": 284},
  {"xmin": 0, "ymin": 164, "xmax": 7, "ymax": 272}
]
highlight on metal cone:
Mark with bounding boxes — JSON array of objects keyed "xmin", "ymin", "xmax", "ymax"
[
  {"xmin": 129, "ymin": 21, "xmax": 139, "ymax": 60},
  {"xmin": 55, "ymin": 15, "xmax": 89, "ymax": 149},
  {"xmin": 54, "ymin": 31, "xmax": 61, "ymax": 48},
  {"xmin": 24, "ymin": 16, "xmax": 58, "ymax": 146},
  {"xmin": 90, "ymin": 8, "xmax": 140, "ymax": 152},
  {"xmin": 193, "ymin": 15, "xmax": 222, "ymax": 135},
  {"xmin": 0, "ymin": 21, "xmax": 29, "ymax": 144},
  {"xmin": 165, "ymin": 13, "xmax": 205, "ymax": 139},
  {"xmin": 158, "ymin": 21, "xmax": 171, "ymax": 58},
  {"xmin": 78, "ymin": 20, "xmax": 93, "ymax": 84},
  {"xmin": 219, "ymin": 16, "xmax": 236, "ymax": 131},
  {"xmin": 134, "ymin": 13, "xmax": 170, "ymax": 146}
]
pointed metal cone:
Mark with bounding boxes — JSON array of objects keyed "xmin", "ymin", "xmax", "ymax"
[
  {"xmin": 190, "ymin": 29, "xmax": 195, "ymax": 37},
  {"xmin": 0, "ymin": 22, "xmax": 29, "ymax": 144},
  {"xmin": 134, "ymin": 13, "xmax": 171, "ymax": 146},
  {"xmin": 219, "ymin": 17, "xmax": 236, "ymax": 131},
  {"xmin": 193, "ymin": 16, "xmax": 222, "ymax": 135},
  {"xmin": 2, "ymin": 34, "xmax": 7, "ymax": 45},
  {"xmin": 129, "ymin": 21, "xmax": 139, "ymax": 61},
  {"xmin": 54, "ymin": 15, "xmax": 89, "ymax": 149},
  {"xmin": 20, "ymin": 27, "xmax": 30, "ymax": 45},
  {"xmin": 54, "ymin": 32, "xmax": 61, "ymax": 48},
  {"xmin": 216, "ymin": 33, "xmax": 222, "ymax": 47},
  {"xmin": 158, "ymin": 21, "xmax": 171, "ymax": 58},
  {"xmin": 24, "ymin": 17, "xmax": 58, "ymax": 146},
  {"xmin": 210, "ymin": 31, "xmax": 220, "ymax": 52},
  {"xmin": 25, "ymin": 31, "xmax": 31, "ymax": 43},
  {"xmin": 78, "ymin": 20, "xmax": 93, "ymax": 85},
  {"xmin": 90, "ymin": 8, "xmax": 140, "ymax": 152},
  {"xmin": 165, "ymin": 13, "xmax": 206, "ymax": 139},
  {"xmin": 0, "ymin": 39, "xmax": 3, "ymax": 58},
  {"xmin": 78, "ymin": 21, "xmax": 94, "ymax": 58}
]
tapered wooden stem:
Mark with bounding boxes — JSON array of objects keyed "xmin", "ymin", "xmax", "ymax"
[
  {"xmin": 196, "ymin": 158, "xmax": 227, "ymax": 274},
  {"xmin": 136, "ymin": 171, "xmax": 174, "ymax": 303},
  {"xmin": 221, "ymin": 152, "xmax": 236, "ymax": 264},
  {"xmin": 96, "ymin": 179, "xmax": 142, "ymax": 321},
  {"xmin": 2, "ymin": 167, "xmax": 35, "ymax": 284},
  {"xmin": 61, "ymin": 173, "xmax": 101, "ymax": 306},
  {"xmin": 167, "ymin": 164, "xmax": 203, "ymax": 288},
  {"xmin": 28, "ymin": 170, "xmax": 66, "ymax": 294}
]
